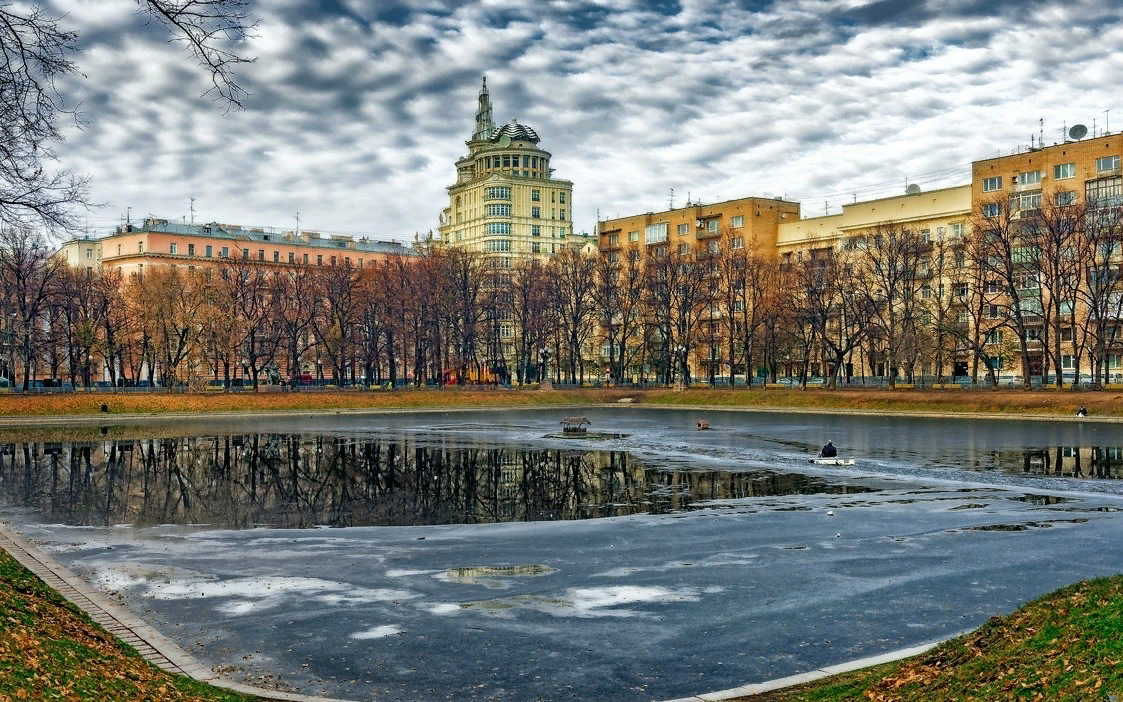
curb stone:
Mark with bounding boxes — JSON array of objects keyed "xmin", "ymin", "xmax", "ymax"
[
  {"xmin": 658, "ymin": 639, "xmax": 954, "ymax": 701},
  {"xmin": 0, "ymin": 521, "xmax": 357, "ymax": 702}
]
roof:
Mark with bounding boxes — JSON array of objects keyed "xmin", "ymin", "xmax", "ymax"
[{"xmin": 491, "ymin": 120, "xmax": 540, "ymax": 144}]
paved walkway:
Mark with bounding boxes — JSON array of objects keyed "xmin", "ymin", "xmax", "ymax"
[{"xmin": 0, "ymin": 521, "xmax": 356, "ymax": 702}]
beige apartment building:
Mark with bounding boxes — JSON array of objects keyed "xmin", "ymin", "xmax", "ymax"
[
  {"xmin": 775, "ymin": 185, "xmax": 971, "ymax": 263},
  {"xmin": 438, "ymin": 77, "xmax": 574, "ymax": 265},
  {"xmin": 55, "ymin": 236, "xmax": 103, "ymax": 273}
]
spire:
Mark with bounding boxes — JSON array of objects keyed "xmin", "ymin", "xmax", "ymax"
[{"xmin": 472, "ymin": 75, "xmax": 494, "ymax": 141}]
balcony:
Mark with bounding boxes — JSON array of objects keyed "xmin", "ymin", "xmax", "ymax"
[{"xmin": 696, "ymin": 227, "xmax": 720, "ymax": 239}]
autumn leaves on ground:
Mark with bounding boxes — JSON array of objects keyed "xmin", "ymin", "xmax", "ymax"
[
  {"xmin": 0, "ymin": 386, "xmax": 1117, "ymax": 418},
  {"xmin": 0, "ymin": 550, "xmax": 254, "ymax": 702}
]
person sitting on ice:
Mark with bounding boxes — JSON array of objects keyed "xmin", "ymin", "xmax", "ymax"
[{"xmin": 819, "ymin": 440, "xmax": 838, "ymax": 458}]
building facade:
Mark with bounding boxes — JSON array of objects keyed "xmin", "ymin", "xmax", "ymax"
[
  {"xmin": 99, "ymin": 219, "xmax": 414, "ymax": 278},
  {"xmin": 438, "ymin": 78, "xmax": 574, "ymax": 265},
  {"xmin": 55, "ymin": 236, "xmax": 102, "ymax": 273},
  {"xmin": 598, "ymin": 196, "xmax": 800, "ymax": 263}
]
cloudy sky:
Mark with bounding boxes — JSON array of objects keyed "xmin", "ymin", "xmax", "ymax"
[{"xmin": 48, "ymin": 0, "xmax": 1123, "ymax": 242}]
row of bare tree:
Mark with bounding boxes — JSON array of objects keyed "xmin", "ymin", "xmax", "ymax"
[{"xmin": 2, "ymin": 195, "xmax": 1122, "ymax": 391}]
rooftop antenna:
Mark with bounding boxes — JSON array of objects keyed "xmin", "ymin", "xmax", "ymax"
[
  {"xmin": 189, "ymin": 197, "xmax": 196, "ymax": 226},
  {"xmin": 824, "ymin": 201, "xmax": 829, "ymax": 216},
  {"xmin": 126, "ymin": 206, "xmax": 131, "ymax": 225},
  {"xmin": 1094, "ymin": 118, "xmax": 1097, "ymax": 137},
  {"xmin": 1106, "ymin": 109, "xmax": 1112, "ymax": 135},
  {"xmin": 669, "ymin": 188, "xmax": 674, "ymax": 210},
  {"xmin": 1062, "ymin": 121, "xmax": 1068, "ymax": 143},
  {"xmin": 853, "ymin": 193, "xmax": 857, "ymax": 203},
  {"xmin": 295, "ymin": 211, "xmax": 301, "ymax": 236},
  {"xmin": 1031, "ymin": 133, "xmax": 1035, "ymax": 150},
  {"xmin": 1039, "ymin": 117, "xmax": 1044, "ymax": 148}
]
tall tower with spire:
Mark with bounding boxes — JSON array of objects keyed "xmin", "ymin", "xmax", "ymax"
[
  {"xmin": 472, "ymin": 76, "xmax": 494, "ymax": 142},
  {"xmin": 439, "ymin": 75, "xmax": 574, "ymax": 268}
]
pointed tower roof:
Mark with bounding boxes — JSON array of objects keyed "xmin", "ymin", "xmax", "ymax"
[{"xmin": 471, "ymin": 76, "xmax": 495, "ymax": 142}]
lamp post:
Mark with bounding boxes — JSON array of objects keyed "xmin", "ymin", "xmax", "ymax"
[{"xmin": 673, "ymin": 344, "xmax": 686, "ymax": 389}]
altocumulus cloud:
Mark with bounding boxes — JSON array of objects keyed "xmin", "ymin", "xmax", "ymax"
[{"xmin": 44, "ymin": 0, "xmax": 1123, "ymax": 238}]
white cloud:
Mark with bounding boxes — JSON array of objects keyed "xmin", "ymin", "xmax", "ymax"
[{"xmin": 40, "ymin": 0, "xmax": 1123, "ymax": 238}]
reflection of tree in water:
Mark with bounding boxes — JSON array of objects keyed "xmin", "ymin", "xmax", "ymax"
[
  {"xmin": 0, "ymin": 436, "xmax": 865, "ymax": 528},
  {"xmin": 1015, "ymin": 447, "xmax": 1123, "ymax": 479}
]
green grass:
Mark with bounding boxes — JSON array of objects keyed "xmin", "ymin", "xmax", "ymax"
[
  {"xmin": 0, "ymin": 547, "xmax": 259, "ymax": 701},
  {"xmin": 735, "ymin": 575, "xmax": 1123, "ymax": 701}
]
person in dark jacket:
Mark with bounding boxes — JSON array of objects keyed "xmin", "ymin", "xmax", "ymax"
[
  {"xmin": 1077, "ymin": 405, "xmax": 1088, "ymax": 417},
  {"xmin": 819, "ymin": 440, "xmax": 837, "ymax": 458}
]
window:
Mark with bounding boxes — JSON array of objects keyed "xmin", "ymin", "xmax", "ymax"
[
  {"xmin": 983, "ymin": 203, "xmax": 1001, "ymax": 217},
  {"xmin": 1097, "ymin": 155, "xmax": 1120, "ymax": 173},
  {"xmin": 954, "ymin": 251, "xmax": 966, "ymax": 268},
  {"xmin": 644, "ymin": 222, "xmax": 669, "ymax": 244},
  {"xmin": 985, "ymin": 280, "xmax": 999, "ymax": 293},
  {"xmin": 1017, "ymin": 170, "xmax": 1042, "ymax": 185},
  {"xmin": 169, "ymin": 242, "xmax": 177, "ymax": 254},
  {"xmin": 551, "ymin": 192, "xmax": 556, "ymax": 203},
  {"xmin": 531, "ymin": 242, "xmax": 540, "ymax": 254},
  {"xmin": 954, "ymin": 282, "xmax": 969, "ymax": 298},
  {"xmin": 1062, "ymin": 354, "xmax": 1074, "ymax": 369},
  {"xmin": 1012, "ymin": 192, "xmax": 1042, "ymax": 211},
  {"xmin": 288, "ymin": 252, "xmax": 295, "ymax": 263},
  {"xmin": 487, "ymin": 204, "xmax": 511, "ymax": 216},
  {"xmin": 707, "ymin": 240, "xmax": 719, "ymax": 253},
  {"xmin": 486, "ymin": 187, "xmax": 511, "ymax": 200},
  {"xmin": 731, "ymin": 215, "xmax": 744, "ymax": 228},
  {"xmin": 330, "ymin": 256, "xmax": 336, "ymax": 266},
  {"xmin": 732, "ymin": 236, "xmax": 744, "ymax": 249},
  {"xmin": 629, "ymin": 231, "xmax": 639, "ymax": 242},
  {"xmin": 1055, "ymin": 190, "xmax": 1076, "ymax": 206},
  {"xmin": 317, "ymin": 255, "xmax": 323, "ymax": 265},
  {"xmin": 205, "ymin": 245, "xmax": 212, "ymax": 257},
  {"xmin": 1054, "ymin": 163, "xmax": 1076, "ymax": 180},
  {"xmin": 677, "ymin": 223, "xmax": 689, "ymax": 236},
  {"xmin": 138, "ymin": 242, "xmax": 144, "ymax": 253},
  {"xmin": 559, "ymin": 192, "xmax": 566, "ymax": 204},
  {"xmin": 502, "ymin": 155, "xmax": 510, "ymax": 167},
  {"xmin": 1086, "ymin": 176, "xmax": 1122, "ymax": 203},
  {"xmin": 531, "ymin": 189, "xmax": 540, "ymax": 201},
  {"xmin": 533, "ymin": 226, "xmax": 541, "ymax": 237},
  {"xmin": 551, "ymin": 209, "xmax": 556, "ymax": 219},
  {"xmin": 985, "ymin": 329, "xmax": 1003, "ymax": 344},
  {"xmin": 957, "ymin": 309, "xmax": 969, "ymax": 323},
  {"xmin": 559, "ymin": 209, "xmax": 566, "ymax": 221},
  {"xmin": 242, "ymin": 248, "xmax": 249, "ymax": 259},
  {"xmin": 919, "ymin": 228, "xmax": 931, "ymax": 243},
  {"xmin": 303, "ymin": 253, "xmax": 309, "ymax": 264},
  {"xmin": 117, "ymin": 244, "xmax": 122, "ymax": 255},
  {"xmin": 608, "ymin": 233, "xmax": 619, "ymax": 245},
  {"xmin": 258, "ymin": 249, "xmax": 265, "ymax": 261},
  {"xmin": 707, "ymin": 219, "xmax": 719, "ymax": 233},
  {"xmin": 921, "ymin": 285, "xmax": 932, "ymax": 300},
  {"xmin": 485, "ymin": 240, "xmax": 511, "ymax": 252},
  {"xmin": 85, "ymin": 249, "xmax": 92, "ymax": 259},
  {"xmin": 986, "ymin": 304, "xmax": 1000, "ymax": 319},
  {"xmin": 487, "ymin": 222, "xmax": 511, "ymax": 235},
  {"xmin": 983, "ymin": 176, "xmax": 1002, "ymax": 192},
  {"xmin": 949, "ymin": 222, "xmax": 964, "ymax": 238},
  {"xmin": 678, "ymin": 243, "xmax": 689, "ymax": 255},
  {"xmin": 531, "ymin": 207, "xmax": 540, "ymax": 218},
  {"xmin": 221, "ymin": 247, "xmax": 229, "ymax": 258},
  {"xmin": 187, "ymin": 244, "xmax": 195, "ymax": 256},
  {"xmin": 628, "ymin": 249, "xmax": 640, "ymax": 261}
]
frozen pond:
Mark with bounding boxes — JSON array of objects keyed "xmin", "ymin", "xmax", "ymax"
[{"xmin": 3, "ymin": 408, "xmax": 1123, "ymax": 701}]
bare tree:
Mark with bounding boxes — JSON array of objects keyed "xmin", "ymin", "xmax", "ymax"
[{"xmin": 0, "ymin": 226, "xmax": 63, "ymax": 388}]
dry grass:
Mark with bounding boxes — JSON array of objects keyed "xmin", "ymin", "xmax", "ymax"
[{"xmin": 0, "ymin": 386, "xmax": 1113, "ymax": 419}]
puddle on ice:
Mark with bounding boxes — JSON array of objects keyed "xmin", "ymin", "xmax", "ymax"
[
  {"xmin": 444, "ymin": 564, "xmax": 555, "ymax": 580},
  {"xmin": 351, "ymin": 625, "xmax": 403, "ymax": 640}
]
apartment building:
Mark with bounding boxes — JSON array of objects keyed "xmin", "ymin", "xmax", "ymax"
[
  {"xmin": 597, "ymin": 195, "xmax": 800, "ymax": 262},
  {"xmin": 99, "ymin": 219, "xmax": 414, "ymax": 278},
  {"xmin": 55, "ymin": 236, "xmax": 102, "ymax": 273},
  {"xmin": 438, "ymin": 77, "xmax": 574, "ymax": 265}
]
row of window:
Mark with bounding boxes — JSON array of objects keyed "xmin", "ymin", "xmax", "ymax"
[
  {"xmin": 982, "ymin": 156, "xmax": 1121, "ymax": 193},
  {"xmin": 157, "ymin": 241, "xmax": 364, "ymax": 266},
  {"xmin": 479, "ymin": 187, "xmax": 567, "ymax": 204},
  {"xmin": 618, "ymin": 214, "xmax": 748, "ymax": 245},
  {"xmin": 453, "ymin": 225, "xmax": 569, "ymax": 241}
]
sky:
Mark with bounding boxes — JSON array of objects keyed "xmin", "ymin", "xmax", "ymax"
[{"xmin": 45, "ymin": 0, "xmax": 1123, "ymax": 242}]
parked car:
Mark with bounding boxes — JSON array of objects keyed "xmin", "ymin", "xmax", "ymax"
[{"xmin": 775, "ymin": 377, "xmax": 800, "ymax": 386}]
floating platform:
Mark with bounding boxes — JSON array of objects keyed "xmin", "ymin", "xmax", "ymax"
[{"xmin": 809, "ymin": 458, "xmax": 856, "ymax": 466}]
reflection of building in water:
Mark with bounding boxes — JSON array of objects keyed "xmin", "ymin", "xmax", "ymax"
[{"xmin": 0, "ymin": 435, "xmax": 869, "ymax": 528}]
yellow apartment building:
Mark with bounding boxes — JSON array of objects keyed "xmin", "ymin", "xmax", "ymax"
[
  {"xmin": 438, "ymin": 77, "xmax": 574, "ymax": 265},
  {"xmin": 54, "ymin": 236, "xmax": 102, "ymax": 273},
  {"xmin": 597, "ymin": 195, "xmax": 801, "ymax": 262}
]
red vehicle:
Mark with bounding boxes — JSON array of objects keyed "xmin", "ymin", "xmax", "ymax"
[{"xmin": 290, "ymin": 372, "xmax": 313, "ymax": 385}]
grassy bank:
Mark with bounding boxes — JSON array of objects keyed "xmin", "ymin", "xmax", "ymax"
[
  {"xmin": 734, "ymin": 575, "xmax": 1123, "ymax": 701},
  {"xmin": 0, "ymin": 386, "xmax": 1113, "ymax": 419},
  {"xmin": 0, "ymin": 548, "xmax": 256, "ymax": 702}
]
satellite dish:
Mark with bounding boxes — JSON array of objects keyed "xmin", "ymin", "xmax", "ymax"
[
  {"xmin": 1070, "ymin": 124, "xmax": 1088, "ymax": 140},
  {"xmin": 905, "ymin": 184, "xmax": 922, "ymax": 194}
]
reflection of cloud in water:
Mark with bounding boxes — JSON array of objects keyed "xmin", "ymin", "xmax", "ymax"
[
  {"xmin": 95, "ymin": 568, "xmax": 416, "ymax": 615},
  {"xmin": 445, "ymin": 585, "xmax": 719, "ymax": 619},
  {"xmin": 351, "ymin": 625, "xmax": 403, "ymax": 640}
]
